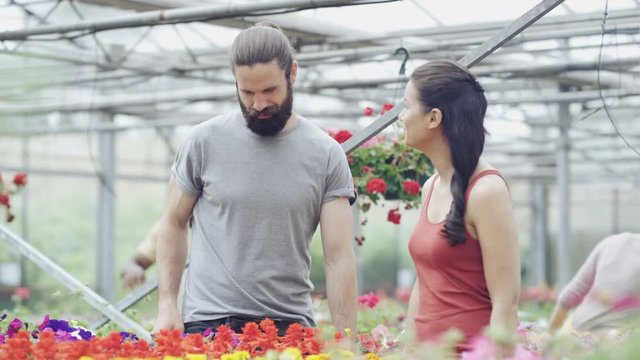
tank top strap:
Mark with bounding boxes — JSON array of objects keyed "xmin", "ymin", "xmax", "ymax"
[
  {"xmin": 465, "ymin": 170, "xmax": 506, "ymax": 203},
  {"xmin": 424, "ymin": 174, "xmax": 439, "ymax": 208}
]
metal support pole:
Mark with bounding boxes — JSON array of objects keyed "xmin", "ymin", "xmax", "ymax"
[
  {"xmin": 0, "ymin": 225, "xmax": 151, "ymax": 340},
  {"xmin": 19, "ymin": 135, "xmax": 30, "ymax": 287},
  {"xmin": 556, "ymin": 86, "xmax": 572, "ymax": 287},
  {"xmin": 96, "ymin": 112, "xmax": 116, "ymax": 301},
  {"xmin": 0, "ymin": 0, "xmax": 394, "ymax": 40},
  {"xmin": 529, "ymin": 181, "xmax": 549, "ymax": 286},
  {"xmin": 612, "ymin": 188, "xmax": 620, "ymax": 234}
]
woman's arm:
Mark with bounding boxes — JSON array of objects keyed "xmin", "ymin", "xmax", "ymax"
[{"xmin": 468, "ymin": 174, "xmax": 521, "ymax": 335}]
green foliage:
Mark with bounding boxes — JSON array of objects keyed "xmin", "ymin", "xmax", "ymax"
[{"xmin": 349, "ymin": 141, "xmax": 433, "ymax": 211}]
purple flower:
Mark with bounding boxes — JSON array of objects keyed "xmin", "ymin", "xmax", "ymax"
[
  {"xmin": 0, "ymin": 333, "xmax": 5, "ymax": 344},
  {"xmin": 76, "ymin": 328, "xmax": 94, "ymax": 341},
  {"xmin": 202, "ymin": 327, "xmax": 213, "ymax": 339},
  {"xmin": 6, "ymin": 318, "xmax": 23, "ymax": 338},
  {"xmin": 46, "ymin": 319, "xmax": 74, "ymax": 333},
  {"xmin": 38, "ymin": 314, "xmax": 50, "ymax": 331},
  {"xmin": 54, "ymin": 329, "xmax": 76, "ymax": 342},
  {"xmin": 119, "ymin": 331, "xmax": 137, "ymax": 342}
]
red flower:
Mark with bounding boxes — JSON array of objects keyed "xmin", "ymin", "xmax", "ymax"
[
  {"xmin": 363, "ymin": 106, "xmax": 374, "ymax": 116},
  {"xmin": 0, "ymin": 193, "xmax": 9, "ymax": 207},
  {"xmin": 365, "ymin": 178, "xmax": 387, "ymax": 194},
  {"xmin": 387, "ymin": 208, "xmax": 401, "ymax": 224},
  {"xmin": 362, "ymin": 166, "xmax": 374, "ymax": 174},
  {"xmin": 358, "ymin": 292, "xmax": 380, "ymax": 309},
  {"xmin": 13, "ymin": 173, "xmax": 27, "ymax": 187},
  {"xmin": 331, "ymin": 129, "xmax": 353, "ymax": 144},
  {"xmin": 402, "ymin": 180, "xmax": 421, "ymax": 196},
  {"xmin": 380, "ymin": 103, "xmax": 394, "ymax": 115},
  {"xmin": 13, "ymin": 287, "xmax": 30, "ymax": 300}
]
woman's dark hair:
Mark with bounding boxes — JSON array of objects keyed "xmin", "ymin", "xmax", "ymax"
[
  {"xmin": 230, "ymin": 21, "xmax": 295, "ymax": 80},
  {"xmin": 410, "ymin": 60, "xmax": 488, "ymax": 246}
]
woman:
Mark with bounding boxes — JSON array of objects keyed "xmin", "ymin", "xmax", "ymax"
[
  {"xmin": 401, "ymin": 60, "xmax": 521, "ymax": 351},
  {"xmin": 549, "ymin": 232, "xmax": 640, "ymax": 334}
]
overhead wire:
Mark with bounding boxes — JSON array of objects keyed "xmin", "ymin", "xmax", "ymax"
[{"xmin": 596, "ymin": 0, "xmax": 640, "ymax": 157}]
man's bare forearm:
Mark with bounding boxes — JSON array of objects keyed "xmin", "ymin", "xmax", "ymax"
[
  {"xmin": 325, "ymin": 252, "xmax": 358, "ymax": 335},
  {"xmin": 156, "ymin": 219, "xmax": 188, "ymax": 308}
]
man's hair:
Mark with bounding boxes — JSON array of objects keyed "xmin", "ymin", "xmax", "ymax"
[{"xmin": 230, "ymin": 21, "xmax": 295, "ymax": 78}]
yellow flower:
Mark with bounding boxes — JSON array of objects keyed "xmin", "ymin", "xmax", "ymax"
[
  {"xmin": 163, "ymin": 357, "xmax": 184, "ymax": 360},
  {"xmin": 186, "ymin": 355, "xmax": 208, "ymax": 360},
  {"xmin": 79, "ymin": 357, "xmax": 93, "ymax": 360},
  {"xmin": 221, "ymin": 350, "xmax": 251, "ymax": 360},
  {"xmin": 364, "ymin": 353, "xmax": 380, "ymax": 360},
  {"xmin": 280, "ymin": 347, "xmax": 303, "ymax": 360},
  {"xmin": 305, "ymin": 354, "xmax": 330, "ymax": 360}
]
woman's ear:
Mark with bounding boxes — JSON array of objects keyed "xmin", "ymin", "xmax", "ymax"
[{"xmin": 426, "ymin": 108, "xmax": 443, "ymax": 129}]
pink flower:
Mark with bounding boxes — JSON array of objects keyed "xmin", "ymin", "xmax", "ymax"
[
  {"xmin": 13, "ymin": 287, "xmax": 30, "ymax": 300},
  {"xmin": 461, "ymin": 336, "xmax": 495, "ymax": 360},
  {"xmin": 361, "ymin": 135, "xmax": 380, "ymax": 148},
  {"xmin": 358, "ymin": 292, "xmax": 380, "ymax": 309},
  {"xmin": 611, "ymin": 295, "xmax": 640, "ymax": 312},
  {"xmin": 363, "ymin": 106, "xmax": 374, "ymax": 116}
]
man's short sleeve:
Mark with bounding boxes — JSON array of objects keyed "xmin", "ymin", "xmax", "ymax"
[
  {"xmin": 171, "ymin": 134, "xmax": 204, "ymax": 197},
  {"xmin": 323, "ymin": 144, "xmax": 357, "ymax": 205}
]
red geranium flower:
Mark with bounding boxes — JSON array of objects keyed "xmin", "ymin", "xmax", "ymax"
[
  {"xmin": 362, "ymin": 166, "xmax": 374, "ymax": 174},
  {"xmin": 13, "ymin": 173, "xmax": 27, "ymax": 186},
  {"xmin": 380, "ymin": 103, "xmax": 394, "ymax": 115},
  {"xmin": 363, "ymin": 106, "xmax": 374, "ymax": 116},
  {"xmin": 387, "ymin": 208, "xmax": 401, "ymax": 224},
  {"xmin": 331, "ymin": 129, "xmax": 353, "ymax": 144},
  {"xmin": 365, "ymin": 178, "xmax": 387, "ymax": 194},
  {"xmin": 0, "ymin": 193, "xmax": 9, "ymax": 207},
  {"xmin": 402, "ymin": 180, "xmax": 421, "ymax": 195}
]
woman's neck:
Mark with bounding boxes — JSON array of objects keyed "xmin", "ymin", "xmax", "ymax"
[{"xmin": 425, "ymin": 141, "xmax": 454, "ymax": 186}]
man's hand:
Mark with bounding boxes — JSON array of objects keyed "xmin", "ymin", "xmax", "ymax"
[
  {"xmin": 120, "ymin": 260, "xmax": 147, "ymax": 290},
  {"xmin": 152, "ymin": 304, "xmax": 184, "ymax": 333}
]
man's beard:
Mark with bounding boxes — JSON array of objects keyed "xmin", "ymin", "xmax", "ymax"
[{"xmin": 239, "ymin": 83, "xmax": 293, "ymax": 137}]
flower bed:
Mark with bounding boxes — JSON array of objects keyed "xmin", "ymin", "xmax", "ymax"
[{"xmin": 2, "ymin": 291, "xmax": 640, "ymax": 359}]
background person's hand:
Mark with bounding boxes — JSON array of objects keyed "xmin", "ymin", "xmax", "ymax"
[{"xmin": 120, "ymin": 259, "xmax": 147, "ymax": 290}]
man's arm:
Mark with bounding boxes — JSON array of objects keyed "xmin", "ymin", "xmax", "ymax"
[
  {"xmin": 152, "ymin": 176, "xmax": 197, "ymax": 333},
  {"xmin": 319, "ymin": 197, "xmax": 358, "ymax": 336}
]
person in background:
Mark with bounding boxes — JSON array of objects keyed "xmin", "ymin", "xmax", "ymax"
[
  {"xmin": 152, "ymin": 22, "xmax": 358, "ymax": 338},
  {"xmin": 401, "ymin": 60, "xmax": 521, "ymax": 352},
  {"xmin": 549, "ymin": 232, "xmax": 640, "ymax": 334},
  {"xmin": 120, "ymin": 221, "xmax": 160, "ymax": 290}
]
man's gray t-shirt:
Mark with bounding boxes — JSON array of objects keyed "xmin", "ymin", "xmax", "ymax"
[{"xmin": 171, "ymin": 111, "xmax": 356, "ymax": 326}]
